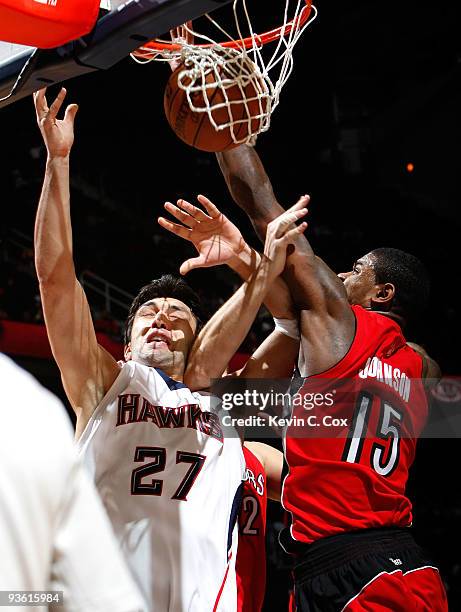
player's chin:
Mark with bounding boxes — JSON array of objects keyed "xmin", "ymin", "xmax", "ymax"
[{"xmin": 139, "ymin": 346, "xmax": 170, "ymax": 364}]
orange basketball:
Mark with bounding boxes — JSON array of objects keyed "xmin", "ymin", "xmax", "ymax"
[{"xmin": 164, "ymin": 64, "xmax": 268, "ymax": 153}]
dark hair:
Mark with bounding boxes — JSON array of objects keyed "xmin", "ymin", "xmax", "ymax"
[
  {"xmin": 124, "ymin": 274, "xmax": 205, "ymax": 345},
  {"xmin": 369, "ymin": 248, "xmax": 430, "ymax": 321}
]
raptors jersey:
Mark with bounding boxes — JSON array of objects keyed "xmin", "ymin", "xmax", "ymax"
[
  {"xmin": 236, "ymin": 447, "xmax": 267, "ymax": 612},
  {"xmin": 283, "ymin": 306, "xmax": 428, "ymax": 545},
  {"xmin": 78, "ymin": 361, "xmax": 244, "ymax": 611}
]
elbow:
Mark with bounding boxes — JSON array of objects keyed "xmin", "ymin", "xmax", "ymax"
[
  {"xmin": 35, "ymin": 251, "xmax": 76, "ymax": 287},
  {"xmin": 184, "ymin": 369, "xmax": 210, "ymax": 392},
  {"xmin": 36, "ymin": 264, "xmax": 53, "ymax": 287},
  {"xmin": 36, "ymin": 265, "xmax": 61, "ymax": 288},
  {"xmin": 35, "ymin": 265, "xmax": 52, "ymax": 286},
  {"xmin": 36, "ymin": 265, "xmax": 76, "ymax": 296}
]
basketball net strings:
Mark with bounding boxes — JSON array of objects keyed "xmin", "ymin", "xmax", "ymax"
[{"xmin": 131, "ymin": 1, "xmax": 317, "ymax": 145}]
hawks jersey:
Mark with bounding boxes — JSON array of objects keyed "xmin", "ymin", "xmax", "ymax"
[
  {"xmin": 236, "ymin": 447, "xmax": 267, "ymax": 612},
  {"xmin": 78, "ymin": 361, "xmax": 245, "ymax": 612},
  {"xmin": 283, "ymin": 306, "xmax": 428, "ymax": 545}
]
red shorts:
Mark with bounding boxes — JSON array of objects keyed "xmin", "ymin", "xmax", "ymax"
[
  {"xmin": 344, "ymin": 566, "xmax": 447, "ymax": 611},
  {"xmin": 288, "ymin": 528, "xmax": 447, "ymax": 612}
]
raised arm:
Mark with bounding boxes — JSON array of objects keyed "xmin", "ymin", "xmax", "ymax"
[
  {"xmin": 158, "ymin": 195, "xmax": 295, "ymax": 318},
  {"xmin": 33, "ymin": 88, "xmax": 119, "ymax": 435},
  {"xmin": 216, "ymin": 145, "xmax": 284, "ymax": 241},
  {"xmin": 218, "ymin": 145, "xmax": 355, "ymax": 376},
  {"xmin": 180, "ymin": 201, "xmax": 308, "ymax": 390}
]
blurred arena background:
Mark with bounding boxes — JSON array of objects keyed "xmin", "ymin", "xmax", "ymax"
[{"xmin": 1, "ymin": 0, "xmax": 460, "ymax": 608}]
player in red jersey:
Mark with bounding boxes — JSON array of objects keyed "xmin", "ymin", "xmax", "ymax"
[
  {"xmin": 213, "ymin": 145, "xmax": 448, "ymax": 611},
  {"xmin": 237, "ymin": 442, "xmax": 283, "ymax": 612}
]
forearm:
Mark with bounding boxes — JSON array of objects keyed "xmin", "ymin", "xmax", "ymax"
[
  {"xmin": 284, "ymin": 236, "xmax": 348, "ymax": 312},
  {"xmin": 184, "ymin": 258, "xmax": 274, "ymax": 389},
  {"xmin": 228, "ymin": 243, "xmax": 294, "ymax": 319},
  {"xmin": 35, "ymin": 156, "xmax": 75, "ymax": 285},
  {"xmin": 216, "ymin": 145, "xmax": 284, "ymax": 241}
]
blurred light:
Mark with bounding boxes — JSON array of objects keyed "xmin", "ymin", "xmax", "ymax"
[{"xmin": 406, "ymin": 162, "xmax": 415, "ymax": 173}]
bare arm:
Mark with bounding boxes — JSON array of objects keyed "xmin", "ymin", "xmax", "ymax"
[
  {"xmin": 184, "ymin": 261, "xmax": 274, "ymax": 389},
  {"xmin": 235, "ymin": 330, "xmax": 298, "ymax": 379},
  {"xmin": 216, "ymin": 145, "xmax": 284, "ymax": 241},
  {"xmin": 227, "ymin": 243, "xmax": 295, "ymax": 318},
  {"xmin": 34, "ymin": 88, "xmax": 119, "ymax": 435},
  {"xmin": 158, "ymin": 195, "xmax": 295, "ymax": 318},
  {"xmin": 244, "ymin": 442, "xmax": 284, "ymax": 502},
  {"xmin": 183, "ymin": 201, "xmax": 308, "ymax": 390},
  {"xmin": 218, "ymin": 145, "xmax": 355, "ymax": 376}
]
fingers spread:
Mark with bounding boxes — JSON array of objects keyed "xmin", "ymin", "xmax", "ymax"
[
  {"xmin": 48, "ymin": 87, "xmax": 67, "ymax": 119},
  {"xmin": 158, "ymin": 216, "xmax": 192, "ymax": 240},
  {"xmin": 272, "ymin": 207, "xmax": 308, "ymax": 238},
  {"xmin": 33, "ymin": 88, "xmax": 49, "ymax": 119},
  {"xmin": 281, "ymin": 222, "xmax": 308, "ymax": 244},
  {"xmin": 180, "ymin": 254, "xmax": 206, "ymax": 276},
  {"xmin": 164, "ymin": 201, "xmax": 197, "ymax": 228},
  {"xmin": 177, "ymin": 198, "xmax": 210, "ymax": 222},
  {"xmin": 286, "ymin": 195, "xmax": 310, "ymax": 214},
  {"xmin": 64, "ymin": 103, "xmax": 78, "ymax": 124},
  {"xmin": 197, "ymin": 194, "xmax": 220, "ymax": 218}
]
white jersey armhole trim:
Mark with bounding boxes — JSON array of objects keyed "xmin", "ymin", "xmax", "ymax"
[{"xmin": 76, "ymin": 361, "xmax": 133, "ymax": 451}]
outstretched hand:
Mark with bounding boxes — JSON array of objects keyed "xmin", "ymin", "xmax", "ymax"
[
  {"xmin": 263, "ymin": 196, "xmax": 309, "ymax": 279},
  {"xmin": 33, "ymin": 87, "xmax": 78, "ymax": 158},
  {"xmin": 158, "ymin": 195, "xmax": 247, "ymax": 275}
]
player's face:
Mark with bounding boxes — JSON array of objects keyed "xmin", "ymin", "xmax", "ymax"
[
  {"xmin": 125, "ymin": 297, "xmax": 198, "ymax": 374},
  {"xmin": 338, "ymin": 253, "xmax": 379, "ymax": 307}
]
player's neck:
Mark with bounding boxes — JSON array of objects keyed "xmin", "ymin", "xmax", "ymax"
[
  {"xmin": 155, "ymin": 362, "xmax": 185, "ymax": 382},
  {"xmin": 165, "ymin": 366, "xmax": 184, "ymax": 382},
  {"xmin": 133, "ymin": 357, "xmax": 185, "ymax": 382}
]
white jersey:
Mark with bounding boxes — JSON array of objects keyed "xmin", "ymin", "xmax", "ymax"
[
  {"xmin": 0, "ymin": 354, "xmax": 145, "ymax": 612},
  {"xmin": 78, "ymin": 361, "xmax": 244, "ymax": 612}
]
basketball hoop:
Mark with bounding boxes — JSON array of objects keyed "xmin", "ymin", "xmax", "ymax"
[{"xmin": 131, "ymin": 1, "xmax": 317, "ymax": 147}]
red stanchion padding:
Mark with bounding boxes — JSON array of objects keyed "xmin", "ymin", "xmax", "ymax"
[{"xmin": 0, "ymin": 0, "xmax": 101, "ymax": 48}]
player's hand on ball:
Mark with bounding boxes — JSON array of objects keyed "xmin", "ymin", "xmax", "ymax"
[
  {"xmin": 263, "ymin": 196, "xmax": 309, "ymax": 278},
  {"xmin": 158, "ymin": 194, "xmax": 247, "ymax": 275},
  {"xmin": 33, "ymin": 87, "xmax": 78, "ymax": 158}
]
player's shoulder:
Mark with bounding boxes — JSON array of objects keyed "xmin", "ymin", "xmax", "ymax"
[
  {"xmin": 244, "ymin": 441, "xmax": 279, "ymax": 473},
  {"xmin": 244, "ymin": 441, "xmax": 265, "ymax": 466},
  {"xmin": 406, "ymin": 342, "xmax": 441, "ymax": 381}
]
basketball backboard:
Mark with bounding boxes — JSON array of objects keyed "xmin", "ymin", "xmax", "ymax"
[{"xmin": 0, "ymin": 0, "xmax": 233, "ymax": 109}]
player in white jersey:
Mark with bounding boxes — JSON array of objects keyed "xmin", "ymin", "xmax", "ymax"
[
  {"xmin": 33, "ymin": 88, "xmax": 307, "ymax": 611},
  {"xmin": 0, "ymin": 354, "xmax": 145, "ymax": 612},
  {"xmin": 77, "ymin": 358, "xmax": 243, "ymax": 610}
]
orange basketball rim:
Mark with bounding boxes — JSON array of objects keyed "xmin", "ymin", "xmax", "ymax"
[{"xmin": 133, "ymin": 0, "xmax": 313, "ymax": 57}]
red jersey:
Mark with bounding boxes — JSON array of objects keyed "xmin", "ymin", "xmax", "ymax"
[
  {"xmin": 283, "ymin": 305, "xmax": 428, "ymax": 544},
  {"xmin": 236, "ymin": 447, "xmax": 267, "ymax": 612}
]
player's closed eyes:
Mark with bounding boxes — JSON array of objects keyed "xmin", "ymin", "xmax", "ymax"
[{"xmin": 138, "ymin": 307, "xmax": 188, "ymax": 320}]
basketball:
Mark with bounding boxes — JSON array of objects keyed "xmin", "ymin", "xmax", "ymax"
[{"xmin": 164, "ymin": 63, "xmax": 268, "ymax": 153}]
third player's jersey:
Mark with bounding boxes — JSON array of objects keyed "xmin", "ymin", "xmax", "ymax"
[
  {"xmin": 282, "ymin": 306, "xmax": 428, "ymax": 545},
  {"xmin": 78, "ymin": 361, "xmax": 244, "ymax": 611},
  {"xmin": 236, "ymin": 447, "xmax": 267, "ymax": 612}
]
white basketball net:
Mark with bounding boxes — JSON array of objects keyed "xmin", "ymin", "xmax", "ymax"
[{"xmin": 131, "ymin": 1, "xmax": 317, "ymax": 146}]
